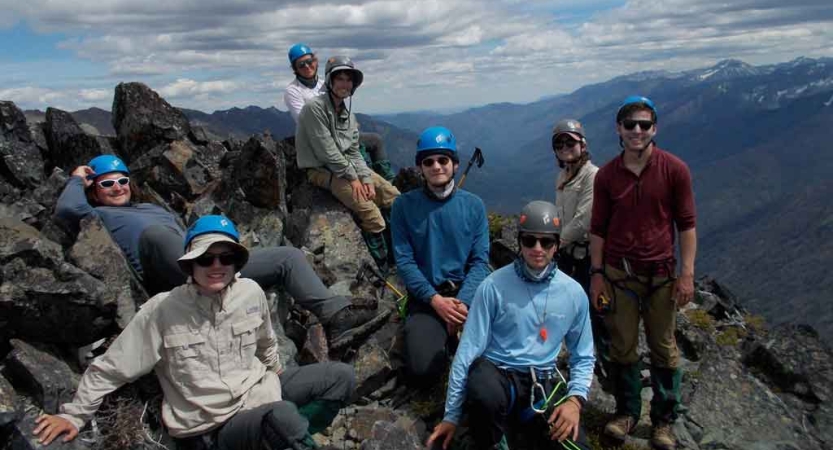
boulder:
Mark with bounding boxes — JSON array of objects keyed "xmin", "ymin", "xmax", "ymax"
[
  {"xmin": 68, "ymin": 215, "xmax": 148, "ymax": 328},
  {"xmin": 3, "ymin": 340, "xmax": 80, "ymax": 414},
  {"xmin": 5, "ymin": 397, "xmax": 91, "ymax": 450},
  {"xmin": 129, "ymin": 140, "xmax": 217, "ymax": 205},
  {"xmin": 286, "ymin": 184, "xmax": 373, "ymax": 285},
  {"xmin": 231, "ymin": 135, "xmax": 288, "ymax": 212},
  {"xmin": 0, "ymin": 374, "xmax": 20, "ymax": 427},
  {"xmin": 360, "ymin": 420, "xmax": 423, "ymax": 450},
  {"xmin": 43, "ymin": 108, "xmax": 104, "ymax": 173},
  {"xmin": 0, "ymin": 101, "xmax": 44, "ymax": 188},
  {"xmin": 111, "ymin": 82, "xmax": 191, "ymax": 163},
  {"xmin": 298, "ymin": 322, "xmax": 329, "ymax": 365}
]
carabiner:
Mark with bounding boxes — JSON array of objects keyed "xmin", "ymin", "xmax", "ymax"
[{"xmin": 529, "ymin": 367, "xmax": 548, "ymax": 414}]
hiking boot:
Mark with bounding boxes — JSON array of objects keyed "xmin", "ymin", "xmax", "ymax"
[
  {"xmin": 604, "ymin": 415, "xmax": 637, "ymax": 440},
  {"xmin": 325, "ymin": 305, "xmax": 383, "ymax": 344},
  {"xmin": 651, "ymin": 423, "xmax": 676, "ymax": 450}
]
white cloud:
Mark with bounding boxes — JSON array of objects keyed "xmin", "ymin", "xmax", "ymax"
[
  {"xmin": 1, "ymin": 0, "xmax": 832, "ymax": 113},
  {"xmin": 0, "ymin": 87, "xmax": 65, "ymax": 106}
]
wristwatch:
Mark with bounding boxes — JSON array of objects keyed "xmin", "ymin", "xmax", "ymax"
[
  {"xmin": 589, "ymin": 266, "xmax": 605, "ymax": 276},
  {"xmin": 569, "ymin": 396, "xmax": 586, "ymax": 408}
]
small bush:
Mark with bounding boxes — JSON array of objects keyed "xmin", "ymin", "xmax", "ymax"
[
  {"xmin": 716, "ymin": 326, "xmax": 748, "ymax": 346},
  {"xmin": 685, "ymin": 309, "xmax": 715, "ymax": 331}
]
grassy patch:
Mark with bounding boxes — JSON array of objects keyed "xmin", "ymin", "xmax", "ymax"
[
  {"xmin": 685, "ymin": 309, "xmax": 715, "ymax": 331},
  {"xmin": 716, "ymin": 326, "xmax": 748, "ymax": 346}
]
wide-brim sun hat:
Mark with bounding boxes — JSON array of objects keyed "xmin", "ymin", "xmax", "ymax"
[{"xmin": 177, "ymin": 233, "xmax": 249, "ymax": 273}]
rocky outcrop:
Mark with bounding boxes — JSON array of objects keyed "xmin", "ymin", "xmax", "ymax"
[{"xmin": 1, "ymin": 85, "xmax": 831, "ymax": 450}]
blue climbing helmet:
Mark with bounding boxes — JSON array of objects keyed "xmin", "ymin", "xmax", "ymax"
[
  {"xmin": 183, "ymin": 215, "xmax": 241, "ymax": 251},
  {"xmin": 415, "ymin": 126, "xmax": 458, "ymax": 166},
  {"xmin": 179, "ymin": 215, "xmax": 249, "ymax": 272},
  {"xmin": 616, "ymin": 95, "xmax": 658, "ymax": 123},
  {"xmin": 87, "ymin": 155, "xmax": 129, "ymax": 180},
  {"xmin": 288, "ymin": 43, "xmax": 314, "ymax": 65}
]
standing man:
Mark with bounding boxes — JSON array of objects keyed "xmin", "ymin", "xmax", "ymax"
[
  {"xmin": 589, "ymin": 96, "xmax": 696, "ymax": 450},
  {"xmin": 284, "ymin": 44, "xmax": 395, "ymax": 181},
  {"xmin": 390, "ymin": 126, "xmax": 490, "ymax": 388},
  {"xmin": 295, "ymin": 55, "xmax": 400, "ymax": 272},
  {"xmin": 426, "ymin": 201, "xmax": 595, "ymax": 450}
]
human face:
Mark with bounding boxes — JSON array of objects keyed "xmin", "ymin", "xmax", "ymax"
[
  {"xmin": 520, "ymin": 233, "xmax": 559, "ymax": 271},
  {"xmin": 330, "ymin": 72, "xmax": 353, "ymax": 99},
  {"xmin": 420, "ymin": 154, "xmax": 458, "ymax": 188},
  {"xmin": 617, "ymin": 109, "xmax": 656, "ymax": 152},
  {"xmin": 92, "ymin": 172, "xmax": 131, "ymax": 206},
  {"xmin": 294, "ymin": 55, "xmax": 318, "ymax": 79},
  {"xmin": 191, "ymin": 242, "xmax": 237, "ymax": 295},
  {"xmin": 553, "ymin": 134, "xmax": 584, "ymax": 163}
]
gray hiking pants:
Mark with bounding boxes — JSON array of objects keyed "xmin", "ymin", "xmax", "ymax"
[
  {"xmin": 138, "ymin": 225, "xmax": 349, "ymax": 321},
  {"xmin": 174, "ymin": 362, "xmax": 354, "ymax": 450}
]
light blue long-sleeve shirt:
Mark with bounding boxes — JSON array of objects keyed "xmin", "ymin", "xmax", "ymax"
[
  {"xmin": 390, "ymin": 187, "xmax": 490, "ymax": 305},
  {"xmin": 442, "ymin": 262, "xmax": 596, "ymax": 424}
]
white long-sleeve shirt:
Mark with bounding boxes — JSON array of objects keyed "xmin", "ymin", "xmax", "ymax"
[{"xmin": 284, "ymin": 78, "xmax": 325, "ymax": 123}]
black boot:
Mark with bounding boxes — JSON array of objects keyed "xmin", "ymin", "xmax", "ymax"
[{"xmin": 324, "ymin": 305, "xmax": 388, "ymax": 348}]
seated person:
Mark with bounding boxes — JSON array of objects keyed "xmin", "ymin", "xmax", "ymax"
[
  {"xmin": 294, "ymin": 56, "xmax": 400, "ymax": 271},
  {"xmin": 427, "ymin": 201, "xmax": 595, "ymax": 450},
  {"xmin": 390, "ymin": 126, "xmax": 490, "ymax": 388},
  {"xmin": 33, "ymin": 215, "xmax": 349, "ymax": 450},
  {"xmin": 284, "ymin": 44, "xmax": 395, "ymax": 181},
  {"xmin": 55, "ymin": 155, "xmax": 379, "ymax": 344}
]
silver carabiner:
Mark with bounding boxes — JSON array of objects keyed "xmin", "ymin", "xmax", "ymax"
[{"xmin": 530, "ymin": 367, "xmax": 548, "ymax": 414}]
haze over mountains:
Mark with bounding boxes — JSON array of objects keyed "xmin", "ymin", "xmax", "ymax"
[{"xmin": 23, "ymin": 56, "xmax": 833, "ymax": 342}]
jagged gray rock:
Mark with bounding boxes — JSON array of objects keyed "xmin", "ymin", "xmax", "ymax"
[
  {"xmin": 0, "ymin": 373, "xmax": 20, "ymax": 427},
  {"xmin": 360, "ymin": 420, "xmax": 423, "ymax": 450},
  {"xmin": 232, "ymin": 135, "xmax": 288, "ymax": 212},
  {"xmin": 0, "ymin": 101, "xmax": 44, "ymax": 189},
  {"xmin": 299, "ymin": 322, "xmax": 329, "ymax": 365},
  {"xmin": 3, "ymin": 340, "xmax": 80, "ymax": 415},
  {"xmin": 5, "ymin": 397, "xmax": 91, "ymax": 450},
  {"xmin": 129, "ymin": 139, "xmax": 217, "ymax": 206},
  {"xmin": 43, "ymin": 107, "xmax": 105, "ymax": 173},
  {"xmin": 0, "ymin": 218, "xmax": 113, "ymax": 344},
  {"xmin": 68, "ymin": 215, "xmax": 148, "ymax": 327},
  {"xmin": 286, "ymin": 184, "xmax": 373, "ymax": 286},
  {"xmin": 111, "ymin": 82, "xmax": 191, "ymax": 163}
]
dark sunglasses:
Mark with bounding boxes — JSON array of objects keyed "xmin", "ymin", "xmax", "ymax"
[
  {"xmin": 421, "ymin": 156, "xmax": 451, "ymax": 167},
  {"xmin": 553, "ymin": 138, "xmax": 580, "ymax": 151},
  {"xmin": 621, "ymin": 119, "xmax": 654, "ymax": 131},
  {"xmin": 295, "ymin": 58, "xmax": 317, "ymax": 69},
  {"xmin": 520, "ymin": 235, "xmax": 558, "ymax": 250},
  {"xmin": 194, "ymin": 252, "xmax": 239, "ymax": 267},
  {"xmin": 97, "ymin": 177, "xmax": 130, "ymax": 188}
]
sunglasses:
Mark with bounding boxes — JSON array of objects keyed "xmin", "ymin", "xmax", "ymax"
[
  {"xmin": 295, "ymin": 58, "xmax": 317, "ymax": 69},
  {"xmin": 421, "ymin": 156, "xmax": 451, "ymax": 167},
  {"xmin": 621, "ymin": 119, "xmax": 654, "ymax": 131},
  {"xmin": 193, "ymin": 252, "xmax": 239, "ymax": 267},
  {"xmin": 97, "ymin": 177, "xmax": 130, "ymax": 188},
  {"xmin": 553, "ymin": 138, "xmax": 580, "ymax": 151},
  {"xmin": 520, "ymin": 235, "xmax": 558, "ymax": 250}
]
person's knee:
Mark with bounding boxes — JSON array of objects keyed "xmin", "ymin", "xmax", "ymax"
[
  {"xmin": 465, "ymin": 359, "xmax": 504, "ymax": 412},
  {"xmin": 403, "ymin": 343, "xmax": 447, "ymax": 385}
]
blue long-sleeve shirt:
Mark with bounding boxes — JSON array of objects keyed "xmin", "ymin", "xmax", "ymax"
[
  {"xmin": 442, "ymin": 263, "xmax": 596, "ymax": 424},
  {"xmin": 54, "ymin": 176, "xmax": 184, "ymax": 277},
  {"xmin": 390, "ymin": 188, "xmax": 490, "ymax": 305}
]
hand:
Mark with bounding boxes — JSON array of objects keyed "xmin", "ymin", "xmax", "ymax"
[
  {"xmin": 363, "ymin": 182, "xmax": 376, "ymax": 201},
  {"xmin": 33, "ymin": 414, "xmax": 79, "ymax": 446},
  {"xmin": 426, "ymin": 421, "xmax": 457, "ymax": 450},
  {"xmin": 70, "ymin": 166, "xmax": 95, "ymax": 188},
  {"xmin": 430, "ymin": 295, "xmax": 468, "ymax": 326},
  {"xmin": 589, "ymin": 274, "xmax": 611, "ymax": 311},
  {"xmin": 547, "ymin": 398, "xmax": 581, "ymax": 442},
  {"xmin": 350, "ymin": 179, "xmax": 368, "ymax": 203},
  {"xmin": 672, "ymin": 273, "xmax": 694, "ymax": 307}
]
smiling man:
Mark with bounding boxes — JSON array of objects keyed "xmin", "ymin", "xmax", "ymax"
[
  {"xmin": 390, "ymin": 126, "xmax": 490, "ymax": 389},
  {"xmin": 589, "ymin": 96, "xmax": 697, "ymax": 450},
  {"xmin": 426, "ymin": 201, "xmax": 594, "ymax": 450},
  {"xmin": 295, "ymin": 55, "xmax": 400, "ymax": 272}
]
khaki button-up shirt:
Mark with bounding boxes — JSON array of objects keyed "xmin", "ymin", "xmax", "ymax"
[
  {"xmin": 555, "ymin": 161, "xmax": 599, "ymax": 259},
  {"xmin": 59, "ymin": 277, "xmax": 282, "ymax": 437}
]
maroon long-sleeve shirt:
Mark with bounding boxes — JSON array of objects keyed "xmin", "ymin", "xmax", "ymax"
[{"xmin": 590, "ymin": 147, "xmax": 696, "ymax": 274}]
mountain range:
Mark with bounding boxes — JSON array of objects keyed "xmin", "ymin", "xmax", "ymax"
[{"xmin": 22, "ymin": 56, "xmax": 833, "ymax": 343}]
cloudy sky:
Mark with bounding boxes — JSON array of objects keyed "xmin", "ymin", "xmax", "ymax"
[{"xmin": 1, "ymin": 0, "xmax": 832, "ymax": 114}]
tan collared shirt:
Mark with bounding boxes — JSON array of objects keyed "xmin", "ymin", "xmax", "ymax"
[
  {"xmin": 556, "ymin": 161, "xmax": 599, "ymax": 258},
  {"xmin": 59, "ymin": 277, "xmax": 282, "ymax": 437}
]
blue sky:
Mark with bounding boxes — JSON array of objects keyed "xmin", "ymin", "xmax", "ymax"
[{"xmin": 1, "ymin": 0, "xmax": 832, "ymax": 114}]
